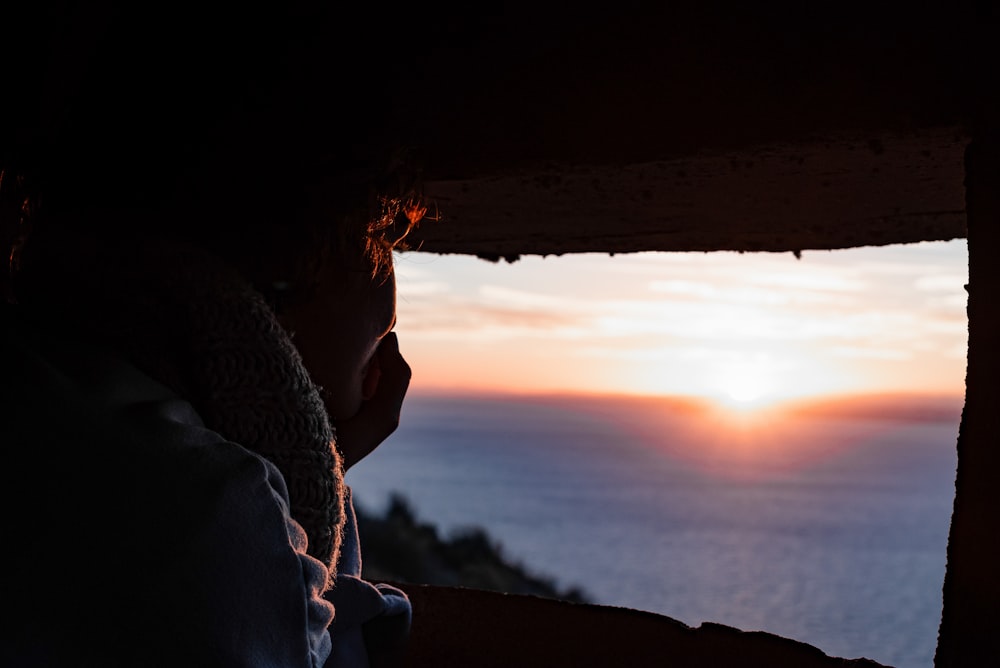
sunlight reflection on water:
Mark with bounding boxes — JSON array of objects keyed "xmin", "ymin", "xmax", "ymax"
[{"xmin": 349, "ymin": 391, "xmax": 959, "ymax": 668}]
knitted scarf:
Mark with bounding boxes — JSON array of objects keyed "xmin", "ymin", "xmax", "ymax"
[{"xmin": 22, "ymin": 238, "xmax": 345, "ymax": 575}]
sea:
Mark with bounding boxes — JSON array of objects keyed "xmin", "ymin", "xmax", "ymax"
[{"xmin": 346, "ymin": 391, "xmax": 962, "ymax": 668}]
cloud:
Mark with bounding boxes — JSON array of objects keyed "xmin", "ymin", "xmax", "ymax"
[
  {"xmin": 398, "ymin": 286, "xmax": 591, "ymax": 341},
  {"xmin": 830, "ymin": 346, "xmax": 913, "ymax": 361},
  {"xmin": 914, "ymin": 274, "xmax": 968, "ymax": 292},
  {"xmin": 394, "ymin": 241, "xmax": 970, "ymax": 397}
]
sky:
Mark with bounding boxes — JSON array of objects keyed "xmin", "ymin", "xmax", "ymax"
[{"xmin": 391, "ymin": 239, "xmax": 968, "ymax": 407}]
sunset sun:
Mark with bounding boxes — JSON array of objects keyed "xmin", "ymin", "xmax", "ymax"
[
  {"xmin": 721, "ymin": 375, "xmax": 771, "ymax": 404},
  {"xmin": 706, "ymin": 360, "xmax": 783, "ymax": 410}
]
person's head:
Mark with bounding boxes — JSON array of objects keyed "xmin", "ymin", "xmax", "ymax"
[{"xmin": 274, "ymin": 194, "xmax": 426, "ymax": 422}]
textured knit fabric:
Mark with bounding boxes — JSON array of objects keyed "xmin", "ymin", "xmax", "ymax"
[{"xmin": 17, "ymin": 237, "xmax": 345, "ymax": 571}]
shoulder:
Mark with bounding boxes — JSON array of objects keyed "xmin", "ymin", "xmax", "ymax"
[{"xmin": 2, "ymin": 307, "xmax": 335, "ymax": 666}]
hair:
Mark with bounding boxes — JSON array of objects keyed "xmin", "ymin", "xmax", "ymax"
[{"xmin": 1, "ymin": 0, "xmax": 427, "ymax": 299}]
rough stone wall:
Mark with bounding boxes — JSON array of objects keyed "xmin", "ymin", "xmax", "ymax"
[
  {"xmin": 413, "ymin": 128, "xmax": 968, "ymax": 261},
  {"xmin": 398, "ymin": 584, "xmax": 887, "ymax": 668},
  {"xmin": 935, "ymin": 133, "xmax": 1000, "ymax": 667}
]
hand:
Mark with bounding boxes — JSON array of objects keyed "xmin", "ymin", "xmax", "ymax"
[{"xmin": 334, "ymin": 332, "xmax": 411, "ymax": 471}]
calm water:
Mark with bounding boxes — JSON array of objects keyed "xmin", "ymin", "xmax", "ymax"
[{"xmin": 347, "ymin": 392, "xmax": 961, "ymax": 668}]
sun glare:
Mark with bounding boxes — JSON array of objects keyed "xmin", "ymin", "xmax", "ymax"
[
  {"xmin": 707, "ymin": 361, "xmax": 780, "ymax": 409},
  {"xmin": 719, "ymin": 377, "xmax": 771, "ymax": 406}
]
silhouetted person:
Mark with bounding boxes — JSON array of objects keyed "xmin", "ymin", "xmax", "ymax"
[{"xmin": 1, "ymin": 2, "xmax": 425, "ymax": 665}]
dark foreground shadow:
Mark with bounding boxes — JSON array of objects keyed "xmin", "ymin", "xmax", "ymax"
[{"xmin": 396, "ymin": 584, "xmax": 888, "ymax": 668}]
